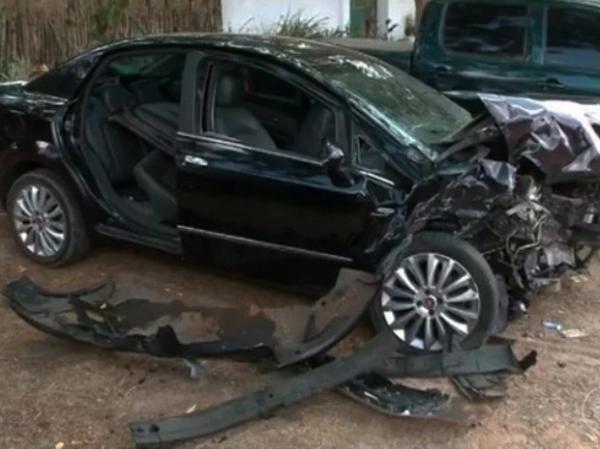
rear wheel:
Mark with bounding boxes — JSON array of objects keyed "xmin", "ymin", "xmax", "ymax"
[
  {"xmin": 7, "ymin": 169, "xmax": 90, "ymax": 267},
  {"xmin": 370, "ymin": 232, "xmax": 499, "ymax": 353}
]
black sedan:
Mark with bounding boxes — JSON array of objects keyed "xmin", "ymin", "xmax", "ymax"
[{"xmin": 0, "ymin": 34, "xmax": 499, "ymax": 353}]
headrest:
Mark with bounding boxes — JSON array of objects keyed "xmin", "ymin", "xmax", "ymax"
[{"xmin": 216, "ymin": 72, "xmax": 243, "ymax": 107}]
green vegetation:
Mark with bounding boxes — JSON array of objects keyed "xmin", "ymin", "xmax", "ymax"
[
  {"xmin": 92, "ymin": 0, "xmax": 130, "ymax": 40},
  {"xmin": 0, "ymin": 0, "xmax": 221, "ymax": 81},
  {"xmin": 268, "ymin": 11, "xmax": 346, "ymax": 38},
  {"xmin": 0, "ymin": 59, "xmax": 32, "ymax": 82}
]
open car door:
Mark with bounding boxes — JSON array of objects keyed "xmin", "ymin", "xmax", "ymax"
[{"xmin": 174, "ymin": 52, "xmax": 381, "ymax": 267}]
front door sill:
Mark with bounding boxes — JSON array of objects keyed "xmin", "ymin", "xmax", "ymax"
[{"xmin": 96, "ymin": 223, "xmax": 182, "ymax": 255}]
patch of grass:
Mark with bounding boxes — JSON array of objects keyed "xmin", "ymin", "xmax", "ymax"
[
  {"xmin": 0, "ymin": 58, "xmax": 33, "ymax": 82},
  {"xmin": 92, "ymin": 0, "xmax": 130, "ymax": 40},
  {"xmin": 267, "ymin": 10, "xmax": 345, "ymax": 38}
]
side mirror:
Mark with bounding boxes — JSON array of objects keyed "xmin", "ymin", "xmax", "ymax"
[
  {"xmin": 321, "ymin": 140, "xmax": 345, "ymax": 171},
  {"xmin": 321, "ymin": 140, "xmax": 354, "ymax": 187}
]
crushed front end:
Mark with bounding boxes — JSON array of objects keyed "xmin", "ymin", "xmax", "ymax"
[{"xmin": 420, "ymin": 94, "xmax": 600, "ymax": 317}]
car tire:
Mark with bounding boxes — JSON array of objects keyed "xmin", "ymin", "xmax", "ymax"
[
  {"xmin": 7, "ymin": 169, "xmax": 90, "ymax": 267},
  {"xmin": 370, "ymin": 231, "xmax": 499, "ymax": 353}
]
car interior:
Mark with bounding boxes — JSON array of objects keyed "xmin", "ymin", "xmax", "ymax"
[
  {"xmin": 82, "ymin": 52, "xmax": 336, "ymax": 236},
  {"xmin": 209, "ymin": 62, "xmax": 336, "ymax": 159}
]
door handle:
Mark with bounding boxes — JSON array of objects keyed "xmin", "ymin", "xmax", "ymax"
[
  {"xmin": 434, "ymin": 65, "xmax": 452, "ymax": 75},
  {"xmin": 183, "ymin": 155, "xmax": 208, "ymax": 167},
  {"xmin": 371, "ymin": 207, "xmax": 396, "ymax": 219},
  {"xmin": 543, "ymin": 78, "xmax": 564, "ymax": 88}
]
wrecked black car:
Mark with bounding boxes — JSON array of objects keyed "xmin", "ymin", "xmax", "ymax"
[
  {"xmin": 0, "ymin": 34, "xmax": 505, "ymax": 354},
  {"xmin": 0, "ymin": 34, "xmax": 598, "ymax": 357}
]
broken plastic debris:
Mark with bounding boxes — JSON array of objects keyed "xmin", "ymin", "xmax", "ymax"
[
  {"xmin": 567, "ymin": 274, "xmax": 590, "ymax": 284},
  {"xmin": 542, "ymin": 320, "xmax": 562, "ymax": 332},
  {"xmin": 559, "ymin": 328, "xmax": 588, "ymax": 339},
  {"xmin": 183, "ymin": 359, "xmax": 206, "ymax": 379}
]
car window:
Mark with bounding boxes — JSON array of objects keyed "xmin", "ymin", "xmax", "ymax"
[
  {"xmin": 353, "ymin": 131, "xmax": 405, "ymax": 188},
  {"xmin": 208, "ymin": 61, "xmax": 336, "ymax": 160},
  {"xmin": 356, "ymin": 137, "xmax": 387, "ymax": 172},
  {"xmin": 444, "ymin": 3, "xmax": 528, "ymax": 58},
  {"xmin": 93, "ymin": 51, "xmax": 186, "ymax": 104},
  {"xmin": 312, "ymin": 54, "xmax": 470, "ymax": 150},
  {"xmin": 545, "ymin": 7, "xmax": 600, "ymax": 71},
  {"xmin": 109, "ymin": 54, "xmax": 170, "ymax": 76},
  {"xmin": 107, "ymin": 52, "xmax": 185, "ymax": 78},
  {"xmin": 245, "ymin": 69, "xmax": 300, "ymax": 104}
]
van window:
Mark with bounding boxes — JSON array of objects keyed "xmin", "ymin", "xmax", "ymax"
[
  {"xmin": 444, "ymin": 3, "xmax": 528, "ymax": 58},
  {"xmin": 545, "ymin": 7, "xmax": 600, "ymax": 71}
]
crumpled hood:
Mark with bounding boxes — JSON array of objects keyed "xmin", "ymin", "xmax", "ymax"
[{"xmin": 479, "ymin": 94, "xmax": 600, "ymax": 179}]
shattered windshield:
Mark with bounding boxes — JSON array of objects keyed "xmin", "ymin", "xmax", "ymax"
[{"xmin": 311, "ymin": 53, "xmax": 472, "ymax": 145}]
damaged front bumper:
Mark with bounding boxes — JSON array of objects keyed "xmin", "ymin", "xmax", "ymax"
[
  {"xmin": 4, "ymin": 274, "xmax": 536, "ymax": 448},
  {"xmin": 5, "ymin": 269, "xmax": 379, "ymax": 368}
]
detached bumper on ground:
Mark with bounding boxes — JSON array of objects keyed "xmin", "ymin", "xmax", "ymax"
[{"xmin": 4, "ymin": 269, "xmax": 536, "ymax": 448}]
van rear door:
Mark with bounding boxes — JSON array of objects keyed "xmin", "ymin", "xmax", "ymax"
[{"xmin": 539, "ymin": 4, "xmax": 600, "ymax": 98}]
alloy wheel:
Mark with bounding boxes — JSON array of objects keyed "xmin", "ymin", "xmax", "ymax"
[
  {"xmin": 12, "ymin": 184, "xmax": 67, "ymax": 258},
  {"xmin": 380, "ymin": 252, "xmax": 481, "ymax": 351}
]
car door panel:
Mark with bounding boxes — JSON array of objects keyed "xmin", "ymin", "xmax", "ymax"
[{"xmin": 176, "ymin": 133, "xmax": 375, "ymax": 261}]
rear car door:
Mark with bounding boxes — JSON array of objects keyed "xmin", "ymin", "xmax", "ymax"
[
  {"xmin": 539, "ymin": 4, "xmax": 600, "ymax": 97},
  {"xmin": 414, "ymin": 1, "xmax": 538, "ymax": 97},
  {"xmin": 175, "ymin": 54, "xmax": 377, "ymax": 265}
]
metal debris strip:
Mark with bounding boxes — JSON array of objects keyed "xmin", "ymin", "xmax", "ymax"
[
  {"xmin": 130, "ymin": 331, "xmax": 400, "ymax": 448},
  {"xmin": 130, "ymin": 330, "xmax": 535, "ymax": 448}
]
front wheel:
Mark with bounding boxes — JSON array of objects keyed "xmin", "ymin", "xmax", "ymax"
[
  {"xmin": 370, "ymin": 232, "xmax": 499, "ymax": 353},
  {"xmin": 7, "ymin": 169, "xmax": 90, "ymax": 267}
]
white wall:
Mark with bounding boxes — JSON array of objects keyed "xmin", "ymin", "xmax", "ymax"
[
  {"xmin": 221, "ymin": 0, "xmax": 350, "ymax": 33},
  {"xmin": 221, "ymin": 0, "xmax": 415, "ymax": 39},
  {"xmin": 377, "ymin": 0, "xmax": 415, "ymax": 39}
]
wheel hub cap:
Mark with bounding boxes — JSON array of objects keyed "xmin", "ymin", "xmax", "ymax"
[
  {"xmin": 380, "ymin": 253, "xmax": 481, "ymax": 351},
  {"xmin": 422, "ymin": 296, "xmax": 435, "ymax": 310},
  {"xmin": 13, "ymin": 184, "xmax": 66, "ymax": 257}
]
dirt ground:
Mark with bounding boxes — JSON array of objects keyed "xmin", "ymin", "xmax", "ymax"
[{"xmin": 0, "ymin": 214, "xmax": 599, "ymax": 449}]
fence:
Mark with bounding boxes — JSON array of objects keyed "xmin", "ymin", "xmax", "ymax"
[{"xmin": 0, "ymin": 0, "xmax": 222, "ymax": 74}]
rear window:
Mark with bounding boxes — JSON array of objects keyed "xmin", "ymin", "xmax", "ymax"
[
  {"xmin": 443, "ymin": 3, "xmax": 528, "ymax": 58},
  {"xmin": 106, "ymin": 53, "xmax": 185, "ymax": 78},
  {"xmin": 545, "ymin": 7, "xmax": 600, "ymax": 71}
]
